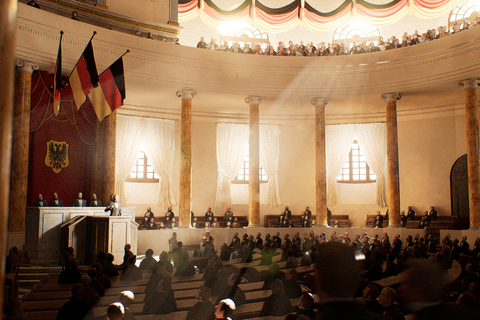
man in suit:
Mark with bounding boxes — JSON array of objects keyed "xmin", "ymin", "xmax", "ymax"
[
  {"xmin": 49, "ymin": 192, "xmax": 63, "ymax": 207},
  {"xmin": 205, "ymin": 207, "xmax": 214, "ymax": 224},
  {"xmin": 304, "ymin": 206, "xmax": 312, "ymax": 220},
  {"xmin": 33, "ymin": 193, "xmax": 48, "ymax": 207},
  {"xmin": 105, "ymin": 195, "xmax": 121, "ymax": 216},
  {"xmin": 72, "ymin": 192, "xmax": 87, "ymax": 207},
  {"xmin": 284, "ymin": 206, "xmax": 292, "ymax": 220},
  {"xmin": 89, "ymin": 193, "xmax": 102, "ymax": 207}
]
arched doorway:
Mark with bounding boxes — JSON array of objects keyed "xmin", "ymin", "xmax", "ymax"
[{"xmin": 450, "ymin": 154, "xmax": 469, "ymax": 229}]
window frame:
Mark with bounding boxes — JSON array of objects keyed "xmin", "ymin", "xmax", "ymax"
[
  {"xmin": 337, "ymin": 140, "xmax": 376, "ymax": 184},
  {"xmin": 126, "ymin": 151, "xmax": 159, "ymax": 183},
  {"xmin": 232, "ymin": 146, "xmax": 269, "ymax": 184}
]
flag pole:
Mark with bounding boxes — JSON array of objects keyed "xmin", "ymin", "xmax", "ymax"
[
  {"xmin": 120, "ymin": 49, "xmax": 130, "ymax": 58},
  {"xmin": 68, "ymin": 31, "xmax": 97, "ymax": 78}
]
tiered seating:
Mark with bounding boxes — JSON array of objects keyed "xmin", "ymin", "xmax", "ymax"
[
  {"xmin": 21, "ymin": 249, "xmax": 307, "ymax": 320},
  {"xmin": 263, "ymin": 214, "xmax": 349, "ymax": 228}
]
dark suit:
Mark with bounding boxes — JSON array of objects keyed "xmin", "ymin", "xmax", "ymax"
[
  {"xmin": 72, "ymin": 199, "xmax": 87, "ymax": 207},
  {"xmin": 49, "ymin": 199, "xmax": 63, "ymax": 207},
  {"xmin": 305, "ymin": 209, "xmax": 312, "ymax": 220},
  {"xmin": 33, "ymin": 200, "xmax": 48, "ymax": 207},
  {"xmin": 284, "ymin": 208, "xmax": 292, "ymax": 220},
  {"xmin": 89, "ymin": 199, "xmax": 102, "ymax": 207}
]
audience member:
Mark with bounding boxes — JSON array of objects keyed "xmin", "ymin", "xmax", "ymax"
[
  {"xmin": 72, "ymin": 192, "xmax": 87, "ymax": 207},
  {"xmin": 140, "ymin": 207, "xmax": 155, "ymax": 228},
  {"xmin": 33, "ymin": 193, "xmax": 48, "ymax": 207},
  {"xmin": 49, "ymin": 192, "xmax": 63, "ymax": 207},
  {"xmin": 89, "ymin": 193, "xmax": 102, "ymax": 207},
  {"xmin": 186, "ymin": 285, "xmax": 214, "ymax": 320},
  {"xmin": 259, "ymin": 278, "xmax": 292, "ymax": 316},
  {"xmin": 56, "ymin": 283, "xmax": 92, "ymax": 320},
  {"xmin": 139, "ymin": 248, "xmax": 157, "ymax": 270}
]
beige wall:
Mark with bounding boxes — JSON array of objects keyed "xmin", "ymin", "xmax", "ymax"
[
  {"xmin": 108, "ymin": 0, "xmax": 170, "ymax": 25},
  {"xmin": 124, "ymin": 103, "xmax": 470, "ymax": 227}
]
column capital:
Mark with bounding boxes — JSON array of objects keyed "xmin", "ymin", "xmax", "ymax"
[
  {"xmin": 176, "ymin": 89, "xmax": 197, "ymax": 99},
  {"xmin": 16, "ymin": 60, "xmax": 39, "ymax": 74},
  {"xmin": 311, "ymin": 97, "xmax": 328, "ymax": 107},
  {"xmin": 381, "ymin": 93, "xmax": 401, "ymax": 102},
  {"xmin": 245, "ymin": 96, "xmax": 262, "ymax": 105},
  {"xmin": 458, "ymin": 79, "xmax": 479, "ymax": 90}
]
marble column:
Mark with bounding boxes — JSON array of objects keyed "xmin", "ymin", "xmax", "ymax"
[
  {"xmin": 93, "ymin": 111, "xmax": 117, "ymax": 205},
  {"xmin": 311, "ymin": 98, "xmax": 328, "ymax": 226},
  {"xmin": 177, "ymin": 90, "xmax": 196, "ymax": 226},
  {"xmin": 9, "ymin": 61, "xmax": 38, "ymax": 230},
  {"xmin": 1, "ymin": 0, "xmax": 18, "ymax": 314},
  {"xmin": 246, "ymin": 96, "xmax": 262, "ymax": 226},
  {"xmin": 382, "ymin": 93, "xmax": 401, "ymax": 227},
  {"xmin": 459, "ymin": 79, "xmax": 480, "ymax": 229}
]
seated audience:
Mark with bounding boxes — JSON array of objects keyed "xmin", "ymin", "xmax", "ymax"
[
  {"xmin": 72, "ymin": 192, "xmax": 87, "ymax": 207},
  {"xmin": 33, "ymin": 193, "xmax": 48, "ymax": 207},
  {"xmin": 49, "ymin": 192, "xmax": 63, "ymax": 207},
  {"xmin": 140, "ymin": 207, "xmax": 155, "ymax": 228},
  {"xmin": 56, "ymin": 283, "xmax": 92, "ymax": 320},
  {"xmin": 186, "ymin": 285, "xmax": 214, "ymax": 320},
  {"xmin": 120, "ymin": 256, "xmax": 142, "ymax": 281},
  {"xmin": 139, "ymin": 248, "xmax": 157, "ymax": 270},
  {"xmin": 377, "ymin": 287, "xmax": 404, "ymax": 320},
  {"xmin": 143, "ymin": 273, "xmax": 176, "ymax": 314},
  {"xmin": 259, "ymin": 278, "xmax": 292, "ymax": 316}
]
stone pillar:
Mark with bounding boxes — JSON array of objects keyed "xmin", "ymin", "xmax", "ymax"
[
  {"xmin": 93, "ymin": 111, "xmax": 117, "ymax": 204},
  {"xmin": 176, "ymin": 90, "xmax": 196, "ymax": 226},
  {"xmin": 245, "ymin": 96, "xmax": 262, "ymax": 226},
  {"xmin": 9, "ymin": 61, "xmax": 38, "ymax": 230},
  {"xmin": 381, "ymin": 93, "xmax": 401, "ymax": 227},
  {"xmin": 311, "ymin": 98, "xmax": 328, "ymax": 226},
  {"xmin": 459, "ymin": 79, "xmax": 480, "ymax": 229},
  {"xmin": 1, "ymin": 0, "xmax": 18, "ymax": 314}
]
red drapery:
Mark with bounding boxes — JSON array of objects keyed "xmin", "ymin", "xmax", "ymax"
[{"xmin": 28, "ymin": 71, "xmax": 98, "ymax": 207}]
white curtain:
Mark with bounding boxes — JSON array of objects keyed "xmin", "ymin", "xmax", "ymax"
[
  {"xmin": 326, "ymin": 124, "xmax": 355, "ymax": 207},
  {"xmin": 215, "ymin": 123, "xmax": 249, "ymax": 208},
  {"xmin": 355, "ymin": 123, "xmax": 388, "ymax": 207},
  {"xmin": 143, "ymin": 118, "xmax": 176, "ymax": 208},
  {"xmin": 260, "ymin": 125, "xmax": 281, "ymax": 208},
  {"xmin": 115, "ymin": 116, "xmax": 145, "ymax": 203}
]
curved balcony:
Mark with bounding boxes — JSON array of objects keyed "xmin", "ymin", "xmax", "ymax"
[{"xmin": 17, "ymin": 3, "xmax": 480, "ymax": 122}]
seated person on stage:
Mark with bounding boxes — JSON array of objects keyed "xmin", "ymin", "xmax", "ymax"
[
  {"xmin": 192, "ymin": 217, "xmax": 199, "ymax": 228},
  {"xmin": 147, "ymin": 217, "xmax": 157, "ymax": 229},
  {"xmin": 305, "ymin": 206, "xmax": 312, "ymax": 220},
  {"xmin": 212, "ymin": 218, "xmax": 220, "ymax": 228},
  {"xmin": 429, "ymin": 206, "xmax": 438, "ymax": 221},
  {"xmin": 278, "ymin": 211, "xmax": 286, "ymax": 224},
  {"xmin": 49, "ymin": 192, "xmax": 63, "ymax": 207},
  {"xmin": 72, "ymin": 192, "xmax": 87, "ymax": 207},
  {"xmin": 164, "ymin": 207, "xmax": 174, "ymax": 227},
  {"xmin": 169, "ymin": 217, "xmax": 177, "ymax": 228},
  {"xmin": 407, "ymin": 206, "xmax": 415, "ymax": 220},
  {"xmin": 301, "ymin": 211, "xmax": 310, "ymax": 227},
  {"xmin": 400, "ymin": 211, "xmax": 407, "ymax": 227},
  {"xmin": 89, "ymin": 193, "xmax": 102, "ymax": 207},
  {"xmin": 205, "ymin": 221, "xmax": 211, "ymax": 229},
  {"xmin": 224, "ymin": 208, "xmax": 233, "ymax": 222},
  {"xmin": 284, "ymin": 206, "xmax": 292, "ymax": 220},
  {"xmin": 33, "ymin": 193, "xmax": 48, "ymax": 207},
  {"xmin": 140, "ymin": 207, "xmax": 155, "ymax": 228},
  {"xmin": 205, "ymin": 207, "xmax": 214, "ymax": 224},
  {"xmin": 232, "ymin": 217, "xmax": 240, "ymax": 228},
  {"xmin": 105, "ymin": 195, "xmax": 122, "ymax": 216},
  {"xmin": 374, "ymin": 211, "xmax": 384, "ymax": 228}
]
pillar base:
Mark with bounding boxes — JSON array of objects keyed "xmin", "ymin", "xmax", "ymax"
[
  {"xmin": 314, "ymin": 224, "xmax": 329, "ymax": 228},
  {"xmin": 469, "ymin": 226, "xmax": 480, "ymax": 231},
  {"xmin": 387, "ymin": 224, "xmax": 402, "ymax": 228},
  {"xmin": 247, "ymin": 224, "xmax": 261, "ymax": 228},
  {"xmin": 177, "ymin": 225, "xmax": 191, "ymax": 229}
]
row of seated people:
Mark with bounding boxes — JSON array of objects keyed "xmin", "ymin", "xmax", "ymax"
[
  {"xmin": 32, "ymin": 192, "xmax": 104, "ymax": 207},
  {"xmin": 46, "ymin": 229, "xmax": 480, "ymax": 320},
  {"xmin": 196, "ymin": 19, "xmax": 480, "ymax": 57},
  {"xmin": 368, "ymin": 206, "xmax": 440, "ymax": 228},
  {"xmin": 265, "ymin": 205, "xmax": 349, "ymax": 228},
  {"xmin": 138, "ymin": 207, "xmax": 247, "ymax": 229}
]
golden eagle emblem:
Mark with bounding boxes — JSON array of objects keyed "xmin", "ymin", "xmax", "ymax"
[{"xmin": 45, "ymin": 140, "xmax": 69, "ymax": 173}]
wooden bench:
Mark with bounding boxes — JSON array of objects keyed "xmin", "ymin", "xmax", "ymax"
[
  {"xmin": 137, "ymin": 216, "xmax": 249, "ymax": 229},
  {"xmin": 263, "ymin": 214, "xmax": 349, "ymax": 228},
  {"xmin": 365, "ymin": 215, "xmax": 389, "ymax": 228}
]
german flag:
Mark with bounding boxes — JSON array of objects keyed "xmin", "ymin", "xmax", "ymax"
[
  {"xmin": 53, "ymin": 31, "xmax": 63, "ymax": 115},
  {"xmin": 89, "ymin": 55, "xmax": 126, "ymax": 121},
  {"xmin": 69, "ymin": 40, "xmax": 98, "ymax": 110}
]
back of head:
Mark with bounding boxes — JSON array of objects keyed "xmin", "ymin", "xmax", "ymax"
[
  {"xmin": 401, "ymin": 258, "xmax": 446, "ymax": 303},
  {"xmin": 107, "ymin": 302, "xmax": 125, "ymax": 320},
  {"xmin": 80, "ymin": 275, "xmax": 92, "ymax": 287},
  {"xmin": 119, "ymin": 291, "xmax": 134, "ymax": 306},
  {"xmin": 271, "ymin": 278, "xmax": 285, "ymax": 295},
  {"xmin": 107, "ymin": 253, "xmax": 115, "ymax": 263},
  {"xmin": 71, "ymin": 283, "xmax": 85, "ymax": 299},
  {"xmin": 314, "ymin": 241, "xmax": 361, "ymax": 298},
  {"xmin": 145, "ymin": 249, "xmax": 154, "ymax": 257}
]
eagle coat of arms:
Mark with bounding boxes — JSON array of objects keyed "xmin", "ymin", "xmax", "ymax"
[{"xmin": 45, "ymin": 140, "xmax": 69, "ymax": 173}]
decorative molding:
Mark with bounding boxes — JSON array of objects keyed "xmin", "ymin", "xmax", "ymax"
[
  {"xmin": 16, "ymin": 60, "xmax": 39, "ymax": 73},
  {"xmin": 458, "ymin": 79, "xmax": 479, "ymax": 90},
  {"xmin": 381, "ymin": 93, "xmax": 401, "ymax": 103},
  {"xmin": 176, "ymin": 89, "xmax": 197, "ymax": 100},
  {"xmin": 311, "ymin": 97, "xmax": 328, "ymax": 107},
  {"xmin": 245, "ymin": 96, "xmax": 262, "ymax": 105},
  {"xmin": 40, "ymin": 0, "xmax": 180, "ymax": 35}
]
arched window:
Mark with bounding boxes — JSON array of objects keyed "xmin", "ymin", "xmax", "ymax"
[
  {"xmin": 220, "ymin": 22, "xmax": 270, "ymax": 49},
  {"xmin": 449, "ymin": 0, "xmax": 480, "ymax": 29},
  {"xmin": 337, "ymin": 140, "xmax": 376, "ymax": 183},
  {"xmin": 233, "ymin": 145, "xmax": 268, "ymax": 183},
  {"xmin": 126, "ymin": 150, "xmax": 159, "ymax": 182},
  {"xmin": 333, "ymin": 21, "xmax": 380, "ymax": 48}
]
